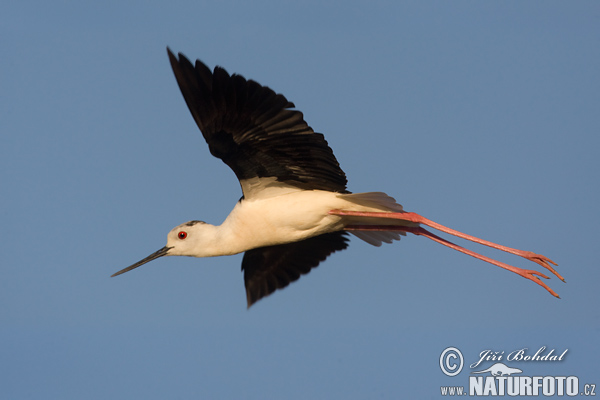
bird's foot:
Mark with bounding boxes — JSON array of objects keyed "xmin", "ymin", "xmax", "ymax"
[
  {"xmin": 521, "ymin": 252, "xmax": 564, "ymax": 282},
  {"xmin": 511, "ymin": 267, "xmax": 560, "ymax": 299}
]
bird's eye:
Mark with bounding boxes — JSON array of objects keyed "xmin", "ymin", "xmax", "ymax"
[{"xmin": 178, "ymin": 231, "xmax": 187, "ymax": 240}]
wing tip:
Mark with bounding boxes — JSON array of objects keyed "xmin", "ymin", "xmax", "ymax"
[{"xmin": 242, "ymin": 232, "xmax": 350, "ymax": 308}]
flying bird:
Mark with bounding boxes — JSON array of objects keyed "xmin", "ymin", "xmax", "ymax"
[{"xmin": 112, "ymin": 48, "xmax": 564, "ymax": 307}]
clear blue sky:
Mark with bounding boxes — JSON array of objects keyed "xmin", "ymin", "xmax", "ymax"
[{"xmin": 2, "ymin": 1, "xmax": 599, "ymax": 398}]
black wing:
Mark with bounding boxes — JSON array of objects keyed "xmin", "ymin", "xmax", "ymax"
[
  {"xmin": 167, "ymin": 48, "xmax": 348, "ymax": 194},
  {"xmin": 242, "ymin": 232, "xmax": 349, "ymax": 307}
]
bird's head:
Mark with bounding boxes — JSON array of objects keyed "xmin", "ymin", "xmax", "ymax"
[
  {"xmin": 164, "ymin": 220, "xmax": 216, "ymax": 256},
  {"xmin": 111, "ymin": 220, "xmax": 214, "ymax": 277}
]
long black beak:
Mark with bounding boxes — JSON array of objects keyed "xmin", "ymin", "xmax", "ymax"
[{"xmin": 111, "ymin": 246, "xmax": 172, "ymax": 277}]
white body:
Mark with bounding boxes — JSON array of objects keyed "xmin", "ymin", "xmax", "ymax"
[{"xmin": 166, "ymin": 183, "xmax": 413, "ymax": 258}]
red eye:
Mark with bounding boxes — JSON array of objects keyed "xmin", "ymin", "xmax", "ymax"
[{"xmin": 178, "ymin": 231, "xmax": 187, "ymax": 240}]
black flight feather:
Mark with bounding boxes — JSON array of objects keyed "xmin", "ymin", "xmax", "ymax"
[
  {"xmin": 242, "ymin": 232, "xmax": 350, "ymax": 307},
  {"xmin": 167, "ymin": 48, "xmax": 348, "ymax": 194}
]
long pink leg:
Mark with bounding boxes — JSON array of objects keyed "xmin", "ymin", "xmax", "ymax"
[
  {"xmin": 329, "ymin": 210, "xmax": 563, "ymax": 282},
  {"xmin": 344, "ymin": 224, "xmax": 560, "ymax": 298}
]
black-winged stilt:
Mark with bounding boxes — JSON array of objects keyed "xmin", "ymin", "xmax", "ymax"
[{"xmin": 111, "ymin": 48, "xmax": 563, "ymax": 307}]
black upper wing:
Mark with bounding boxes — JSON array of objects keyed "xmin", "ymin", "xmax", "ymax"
[
  {"xmin": 242, "ymin": 231, "xmax": 349, "ymax": 307},
  {"xmin": 167, "ymin": 48, "xmax": 348, "ymax": 194}
]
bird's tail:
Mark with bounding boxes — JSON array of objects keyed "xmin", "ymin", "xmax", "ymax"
[
  {"xmin": 340, "ymin": 192, "xmax": 404, "ymax": 213},
  {"xmin": 336, "ymin": 192, "xmax": 412, "ymax": 246}
]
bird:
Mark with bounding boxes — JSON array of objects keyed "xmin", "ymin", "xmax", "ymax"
[{"xmin": 111, "ymin": 48, "xmax": 564, "ymax": 307}]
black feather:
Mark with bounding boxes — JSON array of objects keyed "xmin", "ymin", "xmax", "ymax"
[
  {"xmin": 167, "ymin": 48, "xmax": 348, "ymax": 194},
  {"xmin": 242, "ymin": 232, "xmax": 349, "ymax": 307}
]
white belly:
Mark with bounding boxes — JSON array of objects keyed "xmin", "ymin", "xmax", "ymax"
[
  {"xmin": 219, "ymin": 188, "xmax": 405, "ymax": 252},
  {"xmin": 222, "ymin": 190, "xmax": 346, "ymax": 249}
]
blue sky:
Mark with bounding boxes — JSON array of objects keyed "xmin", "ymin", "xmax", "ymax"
[{"xmin": 2, "ymin": 1, "xmax": 599, "ymax": 398}]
